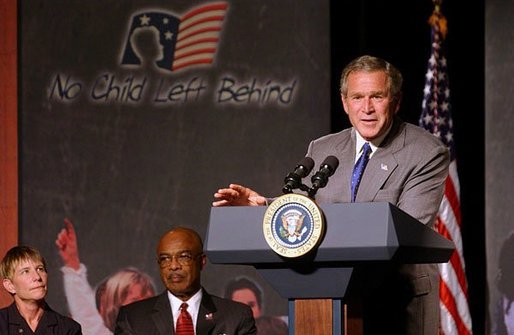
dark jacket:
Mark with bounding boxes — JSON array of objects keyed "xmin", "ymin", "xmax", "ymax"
[
  {"xmin": 115, "ymin": 289, "xmax": 256, "ymax": 335},
  {"xmin": 0, "ymin": 302, "xmax": 82, "ymax": 335}
]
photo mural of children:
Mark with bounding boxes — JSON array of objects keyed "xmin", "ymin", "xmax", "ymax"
[
  {"xmin": 225, "ymin": 277, "xmax": 264, "ymax": 319},
  {"xmin": 55, "ymin": 218, "xmax": 155, "ymax": 335},
  {"xmin": 255, "ymin": 316, "xmax": 288, "ymax": 335},
  {"xmin": 225, "ymin": 276, "xmax": 288, "ymax": 334},
  {"xmin": 493, "ymin": 231, "xmax": 514, "ymax": 335}
]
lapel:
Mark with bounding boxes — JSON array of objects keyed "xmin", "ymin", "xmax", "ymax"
[
  {"xmin": 355, "ymin": 118, "xmax": 404, "ymax": 202},
  {"xmin": 196, "ymin": 289, "xmax": 217, "ymax": 335},
  {"xmin": 332, "ymin": 129, "xmax": 355, "ymax": 203},
  {"xmin": 152, "ymin": 292, "xmax": 174, "ymax": 335}
]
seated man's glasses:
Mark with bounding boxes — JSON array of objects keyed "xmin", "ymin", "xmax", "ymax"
[{"xmin": 157, "ymin": 252, "xmax": 203, "ymax": 268}]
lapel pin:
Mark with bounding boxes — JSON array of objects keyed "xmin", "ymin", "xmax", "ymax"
[
  {"xmin": 381, "ymin": 163, "xmax": 388, "ymax": 171},
  {"xmin": 205, "ymin": 313, "xmax": 214, "ymax": 320}
]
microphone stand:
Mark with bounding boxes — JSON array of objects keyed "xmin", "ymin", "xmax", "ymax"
[{"xmin": 282, "ymin": 182, "xmax": 319, "ymax": 199}]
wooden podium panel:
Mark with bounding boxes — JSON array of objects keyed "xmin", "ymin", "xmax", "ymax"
[{"xmin": 295, "ymin": 299, "xmax": 333, "ymax": 335}]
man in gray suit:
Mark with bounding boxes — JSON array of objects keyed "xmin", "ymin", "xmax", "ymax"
[
  {"xmin": 213, "ymin": 55, "xmax": 449, "ymax": 334},
  {"xmin": 114, "ymin": 227, "xmax": 256, "ymax": 335}
]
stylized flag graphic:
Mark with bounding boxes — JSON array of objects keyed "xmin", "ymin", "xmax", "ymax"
[
  {"xmin": 121, "ymin": 2, "xmax": 228, "ymax": 72},
  {"xmin": 419, "ymin": 2, "xmax": 473, "ymax": 334}
]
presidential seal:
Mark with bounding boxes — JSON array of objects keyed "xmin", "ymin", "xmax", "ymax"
[{"xmin": 262, "ymin": 193, "xmax": 324, "ymax": 258}]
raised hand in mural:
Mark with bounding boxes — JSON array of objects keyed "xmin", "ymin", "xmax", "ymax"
[
  {"xmin": 53, "ymin": 217, "xmax": 156, "ymax": 335},
  {"xmin": 55, "ymin": 217, "xmax": 81, "ymax": 271}
]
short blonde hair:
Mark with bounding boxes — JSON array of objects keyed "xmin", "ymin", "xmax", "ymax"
[
  {"xmin": 96, "ymin": 268, "xmax": 155, "ymax": 331},
  {"xmin": 0, "ymin": 245, "xmax": 46, "ymax": 280}
]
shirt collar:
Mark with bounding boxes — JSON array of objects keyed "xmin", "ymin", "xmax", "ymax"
[
  {"xmin": 168, "ymin": 289, "xmax": 203, "ymax": 328},
  {"xmin": 7, "ymin": 302, "xmax": 56, "ymax": 332},
  {"xmin": 354, "ymin": 122, "xmax": 393, "ymax": 158}
]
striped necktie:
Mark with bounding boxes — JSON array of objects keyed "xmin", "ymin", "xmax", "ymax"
[
  {"xmin": 176, "ymin": 303, "xmax": 194, "ymax": 335},
  {"xmin": 351, "ymin": 142, "xmax": 372, "ymax": 202}
]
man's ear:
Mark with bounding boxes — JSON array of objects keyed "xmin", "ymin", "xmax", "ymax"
[
  {"xmin": 200, "ymin": 254, "xmax": 207, "ymax": 270},
  {"xmin": 393, "ymin": 93, "xmax": 402, "ymax": 113},
  {"xmin": 3, "ymin": 278, "xmax": 15, "ymax": 295},
  {"xmin": 341, "ymin": 95, "xmax": 349, "ymax": 115}
]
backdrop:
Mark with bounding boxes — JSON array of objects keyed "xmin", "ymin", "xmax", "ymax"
[
  {"xmin": 19, "ymin": 0, "xmax": 330, "ymax": 324},
  {"xmin": 486, "ymin": 1, "xmax": 514, "ymax": 334},
  {"xmin": 18, "ymin": 0, "xmax": 500, "ymax": 334}
]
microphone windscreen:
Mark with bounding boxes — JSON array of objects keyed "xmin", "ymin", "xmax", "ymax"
[
  {"xmin": 321, "ymin": 155, "xmax": 339, "ymax": 176},
  {"xmin": 296, "ymin": 156, "xmax": 315, "ymax": 177}
]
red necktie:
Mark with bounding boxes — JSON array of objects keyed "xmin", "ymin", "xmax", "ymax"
[{"xmin": 176, "ymin": 303, "xmax": 194, "ymax": 335}]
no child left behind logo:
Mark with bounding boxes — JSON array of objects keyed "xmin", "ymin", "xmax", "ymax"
[
  {"xmin": 120, "ymin": 2, "xmax": 228, "ymax": 73},
  {"xmin": 47, "ymin": 1, "xmax": 297, "ymax": 106}
]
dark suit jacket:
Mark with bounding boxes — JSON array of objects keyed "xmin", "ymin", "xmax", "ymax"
[
  {"xmin": 0, "ymin": 302, "xmax": 82, "ymax": 335},
  {"xmin": 305, "ymin": 118, "xmax": 450, "ymax": 335},
  {"xmin": 114, "ymin": 289, "xmax": 256, "ymax": 335}
]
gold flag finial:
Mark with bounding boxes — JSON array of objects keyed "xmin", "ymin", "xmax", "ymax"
[{"xmin": 428, "ymin": 0, "xmax": 448, "ymax": 39}]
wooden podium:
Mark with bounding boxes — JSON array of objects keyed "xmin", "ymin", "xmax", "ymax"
[{"xmin": 205, "ymin": 202, "xmax": 454, "ymax": 335}]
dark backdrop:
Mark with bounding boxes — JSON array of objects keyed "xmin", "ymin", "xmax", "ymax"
[
  {"xmin": 18, "ymin": 0, "xmax": 486, "ymax": 333},
  {"xmin": 20, "ymin": 0, "xmax": 331, "ymax": 320}
]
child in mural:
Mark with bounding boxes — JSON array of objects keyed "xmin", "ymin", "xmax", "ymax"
[
  {"xmin": 55, "ymin": 218, "xmax": 155, "ymax": 335},
  {"xmin": 225, "ymin": 276, "xmax": 288, "ymax": 334},
  {"xmin": 493, "ymin": 231, "xmax": 514, "ymax": 335},
  {"xmin": 224, "ymin": 276, "xmax": 264, "ymax": 319}
]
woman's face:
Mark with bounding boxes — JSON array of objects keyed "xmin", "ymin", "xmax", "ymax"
[{"xmin": 3, "ymin": 259, "xmax": 48, "ymax": 303}]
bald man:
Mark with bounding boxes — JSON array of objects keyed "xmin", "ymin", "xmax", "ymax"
[{"xmin": 115, "ymin": 227, "xmax": 256, "ymax": 335}]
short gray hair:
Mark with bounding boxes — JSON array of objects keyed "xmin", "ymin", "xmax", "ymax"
[{"xmin": 340, "ymin": 55, "xmax": 403, "ymax": 99}]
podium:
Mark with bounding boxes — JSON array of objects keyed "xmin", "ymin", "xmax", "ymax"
[{"xmin": 205, "ymin": 202, "xmax": 454, "ymax": 335}]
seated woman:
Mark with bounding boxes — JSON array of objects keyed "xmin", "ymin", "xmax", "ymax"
[{"xmin": 0, "ymin": 245, "xmax": 82, "ymax": 334}]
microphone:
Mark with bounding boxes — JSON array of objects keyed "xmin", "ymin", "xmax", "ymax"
[
  {"xmin": 282, "ymin": 156, "xmax": 315, "ymax": 194},
  {"xmin": 310, "ymin": 156, "xmax": 339, "ymax": 193}
]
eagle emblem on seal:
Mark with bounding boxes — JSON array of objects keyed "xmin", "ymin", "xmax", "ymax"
[{"xmin": 280, "ymin": 209, "xmax": 308, "ymax": 243}]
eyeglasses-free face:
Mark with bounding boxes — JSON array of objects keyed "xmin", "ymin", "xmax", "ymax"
[{"xmin": 3, "ymin": 259, "xmax": 48, "ymax": 303}]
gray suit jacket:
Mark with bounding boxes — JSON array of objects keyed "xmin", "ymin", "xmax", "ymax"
[
  {"xmin": 305, "ymin": 118, "xmax": 449, "ymax": 334},
  {"xmin": 114, "ymin": 289, "xmax": 256, "ymax": 335}
]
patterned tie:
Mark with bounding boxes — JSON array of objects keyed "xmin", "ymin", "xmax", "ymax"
[
  {"xmin": 351, "ymin": 142, "xmax": 372, "ymax": 202},
  {"xmin": 176, "ymin": 303, "xmax": 194, "ymax": 335}
]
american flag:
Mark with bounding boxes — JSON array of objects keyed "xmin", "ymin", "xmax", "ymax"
[
  {"xmin": 418, "ymin": 3, "xmax": 473, "ymax": 335},
  {"xmin": 120, "ymin": 2, "xmax": 228, "ymax": 72},
  {"xmin": 173, "ymin": 2, "xmax": 229, "ymax": 71}
]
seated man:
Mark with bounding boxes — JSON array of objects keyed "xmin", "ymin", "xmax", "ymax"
[
  {"xmin": 0, "ymin": 245, "xmax": 82, "ymax": 334},
  {"xmin": 115, "ymin": 227, "xmax": 256, "ymax": 335}
]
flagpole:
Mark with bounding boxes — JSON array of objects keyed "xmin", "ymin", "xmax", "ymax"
[{"xmin": 420, "ymin": 1, "xmax": 474, "ymax": 334}]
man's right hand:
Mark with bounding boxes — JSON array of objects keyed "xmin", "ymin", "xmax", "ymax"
[{"xmin": 212, "ymin": 184, "xmax": 267, "ymax": 207}]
